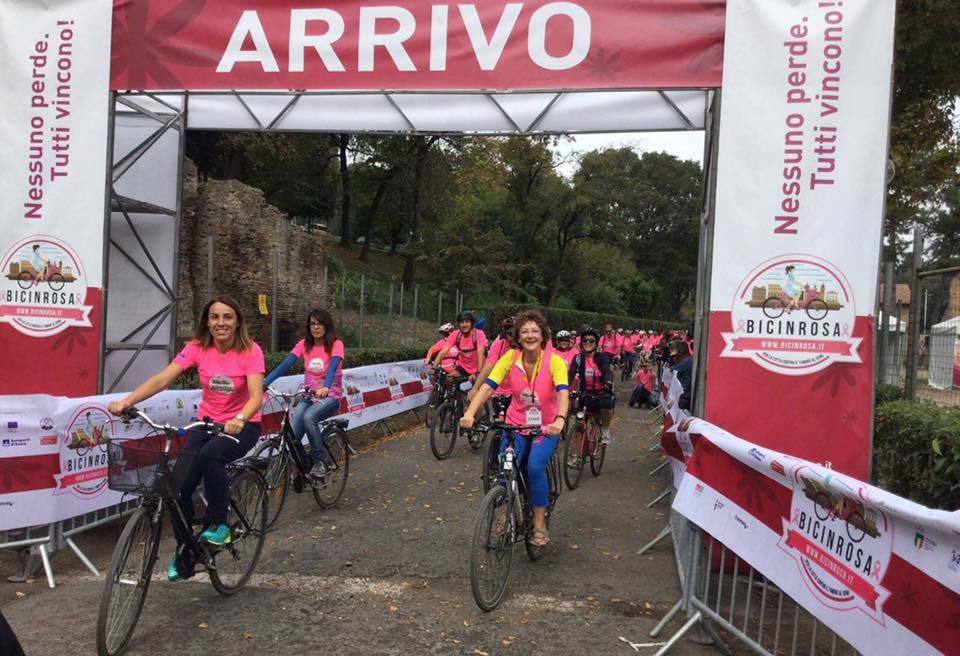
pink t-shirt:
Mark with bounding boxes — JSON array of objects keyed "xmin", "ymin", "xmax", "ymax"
[
  {"xmin": 599, "ymin": 334, "xmax": 620, "ymax": 356},
  {"xmin": 635, "ymin": 368, "xmax": 654, "ymax": 390},
  {"xmin": 291, "ymin": 338, "xmax": 345, "ymax": 398},
  {"xmin": 555, "ymin": 346, "xmax": 577, "ymax": 369},
  {"xmin": 444, "ymin": 329, "xmax": 488, "ymax": 374},
  {"xmin": 175, "ymin": 341, "xmax": 265, "ymax": 423}
]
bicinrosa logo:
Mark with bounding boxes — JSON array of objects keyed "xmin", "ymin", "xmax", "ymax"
[
  {"xmin": 779, "ymin": 466, "xmax": 891, "ymax": 623},
  {"xmin": 721, "ymin": 254, "xmax": 861, "ymax": 375},
  {"xmin": 0, "ymin": 235, "xmax": 92, "ymax": 337},
  {"xmin": 56, "ymin": 405, "xmax": 112, "ymax": 498}
]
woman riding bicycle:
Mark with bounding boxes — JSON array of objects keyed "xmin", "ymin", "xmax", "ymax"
[
  {"xmin": 264, "ymin": 308, "xmax": 344, "ymax": 479},
  {"xmin": 431, "ymin": 310, "xmax": 487, "ymax": 383},
  {"xmin": 108, "ymin": 296, "xmax": 264, "ymax": 581},
  {"xmin": 425, "ymin": 323, "xmax": 458, "ymax": 371},
  {"xmin": 460, "ymin": 310, "xmax": 569, "ymax": 549},
  {"xmin": 553, "ymin": 330, "xmax": 577, "ymax": 368},
  {"xmin": 569, "ymin": 326, "xmax": 616, "ymax": 445}
]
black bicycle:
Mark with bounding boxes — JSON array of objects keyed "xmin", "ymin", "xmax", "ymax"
[
  {"xmin": 469, "ymin": 421, "xmax": 563, "ymax": 611},
  {"xmin": 479, "ymin": 394, "xmax": 513, "ymax": 493},
  {"xmin": 428, "ymin": 376, "xmax": 486, "ymax": 460},
  {"xmin": 253, "ymin": 387, "xmax": 351, "ymax": 529},
  {"xmin": 424, "ymin": 368, "xmax": 454, "ymax": 429},
  {"xmin": 96, "ymin": 408, "xmax": 267, "ymax": 656}
]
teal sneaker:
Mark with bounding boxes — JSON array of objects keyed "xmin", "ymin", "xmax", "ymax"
[
  {"xmin": 200, "ymin": 523, "xmax": 232, "ymax": 546},
  {"xmin": 167, "ymin": 556, "xmax": 182, "ymax": 582}
]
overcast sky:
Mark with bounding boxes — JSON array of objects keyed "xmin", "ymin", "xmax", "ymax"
[{"xmin": 553, "ymin": 131, "xmax": 706, "ymax": 176}]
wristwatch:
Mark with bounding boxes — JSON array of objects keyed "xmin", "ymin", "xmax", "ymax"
[{"xmin": 235, "ymin": 414, "xmax": 246, "ymax": 423}]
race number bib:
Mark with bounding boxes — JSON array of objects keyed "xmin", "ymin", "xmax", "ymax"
[{"xmin": 525, "ymin": 406, "xmax": 542, "ymax": 426}]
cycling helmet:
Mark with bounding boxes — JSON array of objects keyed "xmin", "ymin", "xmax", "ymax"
[
  {"xmin": 580, "ymin": 326, "xmax": 600, "ymax": 342},
  {"xmin": 438, "ymin": 322, "xmax": 455, "ymax": 335},
  {"xmin": 579, "ymin": 323, "xmax": 592, "ymax": 335},
  {"xmin": 456, "ymin": 310, "xmax": 475, "ymax": 324},
  {"xmin": 555, "ymin": 330, "xmax": 572, "ymax": 340},
  {"xmin": 499, "ymin": 315, "xmax": 515, "ymax": 330},
  {"xmin": 475, "ymin": 316, "xmax": 486, "ymax": 330}
]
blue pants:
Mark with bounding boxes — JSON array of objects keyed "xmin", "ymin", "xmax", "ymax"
[
  {"xmin": 500, "ymin": 430, "xmax": 559, "ymax": 508},
  {"xmin": 290, "ymin": 396, "xmax": 340, "ymax": 463}
]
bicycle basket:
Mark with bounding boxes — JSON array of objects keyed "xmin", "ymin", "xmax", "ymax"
[{"xmin": 107, "ymin": 436, "xmax": 197, "ymax": 496}]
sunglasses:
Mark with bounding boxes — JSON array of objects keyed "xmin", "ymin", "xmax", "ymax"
[{"xmin": 582, "ymin": 337, "xmax": 597, "ymax": 344}]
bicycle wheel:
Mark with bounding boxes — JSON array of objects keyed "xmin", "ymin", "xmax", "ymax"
[
  {"xmin": 562, "ymin": 422, "xmax": 586, "ymax": 490},
  {"xmin": 480, "ymin": 429, "xmax": 501, "ymax": 493},
  {"xmin": 762, "ymin": 297, "xmax": 785, "ymax": 319},
  {"xmin": 252, "ymin": 437, "xmax": 290, "ymax": 531},
  {"xmin": 805, "ymin": 298, "xmax": 829, "ymax": 321},
  {"xmin": 48, "ymin": 272, "xmax": 65, "ymax": 291},
  {"xmin": 312, "ymin": 427, "xmax": 350, "ymax": 508},
  {"xmin": 16, "ymin": 271, "xmax": 32, "ymax": 290},
  {"xmin": 209, "ymin": 469, "xmax": 267, "ymax": 595},
  {"xmin": 429, "ymin": 400, "xmax": 459, "ymax": 460},
  {"xmin": 96, "ymin": 505, "xmax": 162, "ymax": 656},
  {"xmin": 589, "ymin": 418, "xmax": 606, "ymax": 476},
  {"xmin": 470, "ymin": 486, "xmax": 515, "ymax": 612},
  {"xmin": 425, "ymin": 387, "xmax": 439, "ymax": 428}
]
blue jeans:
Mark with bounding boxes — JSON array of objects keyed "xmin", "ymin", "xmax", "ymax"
[
  {"xmin": 500, "ymin": 430, "xmax": 559, "ymax": 508},
  {"xmin": 290, "ymin": 396, "xmax": 340, "ymax": 463},
  {"xmin": 630, "ymin": 385, "xmax": 655, "ymax": 407}
]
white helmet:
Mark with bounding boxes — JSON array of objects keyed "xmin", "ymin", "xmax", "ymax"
[
  {"xmin": 438, "ymin": 323, "xmax": 455, "ymax": 335},
  {"xmin": 555, "ymin": 330, "xmax": 572, "ymax": 340}
]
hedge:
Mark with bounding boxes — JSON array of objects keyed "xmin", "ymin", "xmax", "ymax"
[
  {"xmin": 172, "ymin": 344, "xmax": 429, "ymax": 390},
  {"xmin": 481, "ymin": 304, "xmax": 683, "ymax": 334},
  {"xmin": 872, "ymin": 399, "xmax": 960, "ymax": 510},
  {"xmin": 874, "ymin": 383, "xmax": 904, "ymax": 406}
]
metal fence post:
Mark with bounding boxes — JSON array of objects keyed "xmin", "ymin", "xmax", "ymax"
[
  {"xmin": 359, "ymin": 273, "xmax": 366, "ymax": 348},
  {"xmin": 904, "ymin": 227, "xmax": 923, "ymax": 400},
  {"xmin": 339, "ymin": 272, "xmax": 346, "ymax": 328},
  {"xmin": 881, "ymin": 261, "xmax": 894, "ymax": 384},
  {"xmin": 413, "ymin": 285, "xmax": 419, "ymax": 344},
  {"xmin": 388, "ymin": 281, "xmax": 395, "ymax": 344},
  {"xmin": 206, "ymin": 234, "xmax": 214, "ymax": 300},
  {"xmin": 321, "ymin": 263, "xmax": 328, "ymax": 310},
  {"xmin": 398, "ymin": 280, "xmax": 405, "ymax": 345},
  {"xmin": 271, "ymin": 249, "xmax": 279, "ymax": 352}
]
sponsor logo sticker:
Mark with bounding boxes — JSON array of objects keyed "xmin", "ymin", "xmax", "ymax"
[
  {"xmin": 771, "ymin": 460, "xmax": 786, "ymax": 476},
  {"xmin": 722, "ymin": 255, "xmax": 861, "ymax": 376},
  {"xmin": 748, "ymin": 447, "xmax": 765, "ymax": 462},
  {"xmin": 40, "ymin": 417, "xmax": 54, "ymax": 431},
  {"xmin": 0, "ymin": 235, "xmax": 93, "ymax": 337},
  {"xmin": 2, "ymin": 437, "xmax": 29, "ymax": 447},
  {"xmin": 779, "ymin": 467, "xmax": 891, "ymax": 623}
]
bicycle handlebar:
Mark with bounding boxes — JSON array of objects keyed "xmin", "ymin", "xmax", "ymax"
[
  {"xmin": 120, "ymin": 407, "xmax": 235, "ymax": 443},
  {"xmin": 474, "ymin": 420, "xmax": 543, "ymax": 437}
]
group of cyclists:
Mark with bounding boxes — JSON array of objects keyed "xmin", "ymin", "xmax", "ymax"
[{"xmin": 104, "ymin": 293, "xmax": 688, "ymax": 583}]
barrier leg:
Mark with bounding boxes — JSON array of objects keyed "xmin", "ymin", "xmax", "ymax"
[
  {"xmin": 646, "ymin": 486, "xmax": 671, "ymax": 508},
  {"xmin": 652, "ymin": 611, "xmax": 704, "ymax": 656},
  {"xmin": 649, "ymin": 460, "xmax": 669, "ymax": 476},
  {"xmin": 649, "ymin": 598, "xmax": 682, "ymax": 637},
  {"xmin": 36, "ymin": 542, "xmax": 55, "ymax": 589},
  {"xmin": 648, "ymin": 440, "xmax": 663, "ymax": 453},
  {"xmin": 637, "ymin": 525, "xmax": 672, "ymax": 556},
  {"xmin": 65, "ymin": 536, "xmax": 101, "ymax": 577}
]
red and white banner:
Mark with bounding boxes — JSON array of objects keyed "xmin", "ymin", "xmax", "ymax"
[
  {"xmin": 658, "ymin": 367, "xmax": 691, "ymax": 489},
  {"xmin": 0, "ymin": 0, "xmax": 113, "ymax": 397},
  {"xmin": 0, "ymin": 359, "xmax": 430, "ymax": 531},
  {"xmin": 109, "ymin": 0, "xmax": 724, "ymax": 91},
  {"xmin": 673, "ymin": 421, "xmax": 960, "ymax": 656},
  {"xmin": 705, "ymin": 0, "xmax": 896, "ymax": 477}
]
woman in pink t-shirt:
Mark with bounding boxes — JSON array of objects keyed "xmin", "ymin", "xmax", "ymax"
[
  {"xmin": 109, "ymin": 296, "xmax": 265, "ymax": 580},
  {"xmin": 264, "ymin": 309, "xmax": 345, "ymax": 479}
]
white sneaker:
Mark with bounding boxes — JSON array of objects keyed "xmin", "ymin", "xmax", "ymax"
[{"xmin": 600, "ymin": 432, "xmax": 611, "ymax": 446}]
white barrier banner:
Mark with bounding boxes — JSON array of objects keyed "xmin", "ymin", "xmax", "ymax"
[
  {"xmin": 673, "ymin": 420, "xmax": 960, "ymax": 655},
  {"xmin": 0, "ymin": 360, "xmax": 429, "ymax": 532},
  {"xmin": 658, "ymin": 368, "xmax": 690, "ymax": 489}
]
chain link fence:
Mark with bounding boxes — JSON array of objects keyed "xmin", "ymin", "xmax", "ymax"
[{"xmin": 877, "ymin": 251, "xmax": 960, "ymax": 407}]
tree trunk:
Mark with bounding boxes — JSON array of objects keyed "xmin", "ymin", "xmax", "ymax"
[
  {"xmin": 359, "ymin": 177, "xmax": 392, "ymax": 263},
  {"xmin": 335, "ymin": 134, "xmax": 352, "ymax": 249},
  {"xmin": 402, "ymin": 136, "xmax": 438, "ymax": 288}
]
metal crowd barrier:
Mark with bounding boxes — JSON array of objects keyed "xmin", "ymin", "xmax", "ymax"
[
  {"xmin": 651, "ymin": 520, "xmax": 861, "ymax": 656},
  {"xmin": 1, "ymin": 498, "xmax": 139, "ymax": 589}
]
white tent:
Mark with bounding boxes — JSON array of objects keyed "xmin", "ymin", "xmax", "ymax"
[{"xmin": 928, "ymin": 316, "xmax": 960, "ymax": 389}]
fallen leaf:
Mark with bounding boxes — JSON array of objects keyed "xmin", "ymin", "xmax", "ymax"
[
  {"xmin": 198, "ymin": 622, "xmax": 208, "ymax": 629},
  {"xmin": 15, "ymin": 591, "xmax": 26, "ymax": 599},
  {"xmin": 243, "ymin": 632, "xmax": 254, "ymax": 640},
  {"xmin": 501, "ymin": 639, "xmax": 513, "ymax": 645},
  {"xmin": 389, "ymin": 606, "xmax": 399, "ymax": 612}
]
